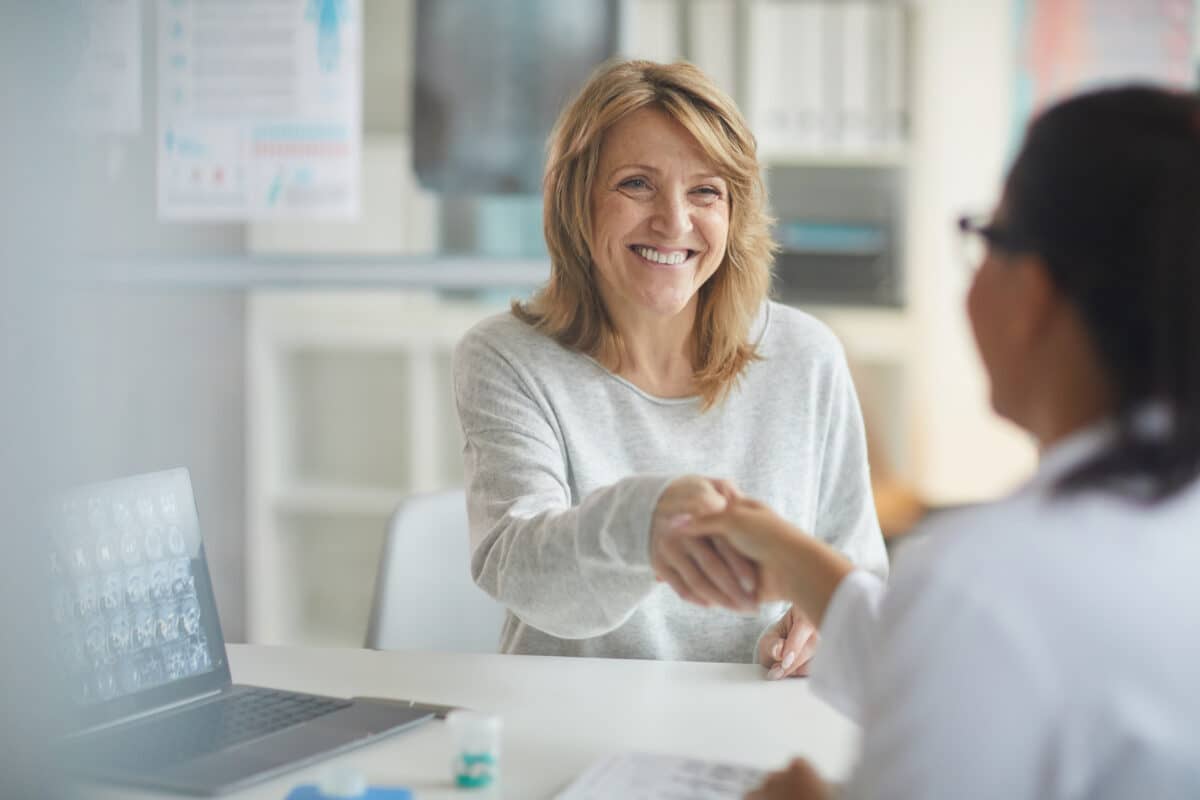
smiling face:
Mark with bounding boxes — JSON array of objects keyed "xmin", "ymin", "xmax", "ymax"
[{"xmin": 588, "ymin": 107, "xmax": 731, "ymax": 330}]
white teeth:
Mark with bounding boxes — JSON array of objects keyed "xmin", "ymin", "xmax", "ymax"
[{"xmin": 635, "ymin": 246, "xmax": 689, "ymax": 265}]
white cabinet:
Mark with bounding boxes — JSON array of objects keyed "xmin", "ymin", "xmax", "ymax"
[{"xmin": 245, "ymin": 290, "xmax": 504, "ymax": 645}]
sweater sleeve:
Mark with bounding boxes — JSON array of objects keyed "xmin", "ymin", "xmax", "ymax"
[
  {"xmin": 813, "ymin": 348, "xmax": 889, "ymax": 580},
  {"xmin": 452, "ymin": 326, "xmax": 672, "ymax": 639}
]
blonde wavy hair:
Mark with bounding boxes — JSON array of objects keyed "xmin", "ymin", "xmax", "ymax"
[{"xmin": 512, "ymin": 58, "xmax": 776, "ymax": 409}]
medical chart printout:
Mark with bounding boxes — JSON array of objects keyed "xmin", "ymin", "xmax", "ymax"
[
  {"xmin": 157, "ymin": 0, "xmax": 361, "ymax": 220},
  {"xmin": 556, "ymin": 751, "xmax": 767, "ymax": 800},
  {"xmin": 74, "ymin": 0, "xmax": 143, "ymax": 135}
]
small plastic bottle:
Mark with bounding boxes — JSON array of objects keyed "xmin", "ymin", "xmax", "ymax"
[{"xmin": 446, "ymin": 710, "xmax": 502, "ymax": 789}]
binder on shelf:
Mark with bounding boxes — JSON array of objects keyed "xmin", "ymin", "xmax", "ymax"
[
  {"xmin": 625, "ymin": 0, "xmax": 682, "ymax": 63},
  {"xmin": 747, "ymin": 0, "xmax": 787, "ymax": 153},
  {"xmin": 792, "ymin": 0, "xmax": 827, "ymax": 151},
  {"xmin": 687, "ymin": 0, "xmax": 737, "ymax": 98},
  {"xmin": 746, "ymin": 0, "xmax": 909, "ymax": 159},
  {"xmin": 879, "ymin": 1, "xmax": 908, "ymax": 147},
  {"xmin": 766, "ymin": 164, "xmax": 903, "ymax": 307},
  {"xmin": 817, "ymin": 0, "xmax": 842, "ymax": 148},
  {"xmin": 777, "ymin": 220, "xmax": 888, "ymax": 256},
  {"xmin": 838, "ymin": 1, "xmax": 873, "ymax": 150}
]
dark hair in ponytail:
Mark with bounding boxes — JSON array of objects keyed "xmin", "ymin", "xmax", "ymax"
[{"xmin": 1004, "ymin": 85, "xmax": 1200, "ymax": 503}]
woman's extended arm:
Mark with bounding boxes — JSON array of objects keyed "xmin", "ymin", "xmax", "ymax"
[{"xmin": 454, "ymin": 329, "xmax": 756, "ymax": 639}]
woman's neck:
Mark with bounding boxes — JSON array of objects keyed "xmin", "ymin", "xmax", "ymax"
[{"xmin": 605, "ymin": 303, "xmax": 700, "ymax": 398}]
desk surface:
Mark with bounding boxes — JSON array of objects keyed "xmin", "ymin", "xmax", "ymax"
[{"xmin": 96, "ymin": 644, "xmax": 858, "ymax": 799}]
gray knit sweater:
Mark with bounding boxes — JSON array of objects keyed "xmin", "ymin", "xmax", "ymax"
[{"xmin": 452, "ymin": 301, "xmax": 888, "ymax": 662}]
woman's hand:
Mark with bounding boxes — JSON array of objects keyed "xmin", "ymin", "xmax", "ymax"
[
  {"xmin": 758, "ymin": 605, "xmax": 819, "ymax": 680},
  {"xmin": 677, "ymin": 495, "xmax": 855, "ymax": 626},
  {"xmin": 745, "ymin": 758, "xmax": 830, "ymax": 800},
  {"xmin": 676, "ymin": 495, "xmax": 797, "ymax": 602},
  {"xmin": 650, "ymin": 476, "xmax": 758, "ymax": 612}
]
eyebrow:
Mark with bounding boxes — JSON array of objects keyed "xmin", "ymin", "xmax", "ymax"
[{"xmin": 607, "ymin": 164, "xmax": 727, "ymax": 183}]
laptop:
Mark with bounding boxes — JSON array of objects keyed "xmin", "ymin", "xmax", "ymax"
[{"xmin": 48, "ymin": 467, "xmax": 432, "ymax": 795}]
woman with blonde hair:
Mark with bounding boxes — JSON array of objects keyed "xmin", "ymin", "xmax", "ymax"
[{"xmin": 453, "ymin": 59, "xmax": 887, "ymax": 667}]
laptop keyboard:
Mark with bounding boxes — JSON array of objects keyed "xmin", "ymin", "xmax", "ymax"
[{"xmin": 76, "ymin": 687, "xmax": 353, "ymax": 769}]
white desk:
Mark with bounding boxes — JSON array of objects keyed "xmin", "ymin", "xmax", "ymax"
[{"xmin": 97, "ymin": 644, "xmax": 859, "ymax": 799}]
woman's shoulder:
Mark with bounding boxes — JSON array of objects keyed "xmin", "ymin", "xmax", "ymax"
[
  {"xmin": 456, "ymin": 310, "xmax": 557, "ymax": 362},
  {"xmin": 461, "ymin": 309, "xmax": 537, "ymax": 342},
  {"xmin": 757, "ymin": 300, "xmax": 846, "ymax": 364},
  {"xmin": 455, "ymin": 309, "xmax": 591, "ymax": 388}
]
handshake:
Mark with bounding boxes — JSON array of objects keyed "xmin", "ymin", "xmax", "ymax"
[{"xmin": 649, "ymin": 475, "xmax": 828, "ymax": 680}]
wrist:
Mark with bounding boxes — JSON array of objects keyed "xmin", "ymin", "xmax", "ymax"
[{"xmin": 778, "ymin": 535, "xmax": 854, "ymax": 627}]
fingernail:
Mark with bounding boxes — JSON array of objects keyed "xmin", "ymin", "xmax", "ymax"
[
  {"xmin": 771, "ymin": 641, "xmax": 783, "ymax": 661},
  {"xmin": 668, "ymin": 513, "xmax": 692, "ymax": 530},
  {"xmin": 739, "ymin": 575, "xmax": 755, "ymax": 594},
  {"xmin": 767, "ymin": 666, "xmax": 784, "ymax": 681},
  {"xmin": 782, "ymin": 651, "xmax": 796, "ymax": 670}
]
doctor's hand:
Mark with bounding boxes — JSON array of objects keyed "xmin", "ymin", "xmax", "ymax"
[
  {"xmin": 745, "ymin": 758, "xmax": 830, "ymax": 800},
  {"xmin": 680, "ymin": 495, "xmax": 857, "ymax": 636},
  {"xmin": 675, "ymin": 495, "xmax": 797, "ymax": 601},
  {"xmin": 758, "ymin": 605, "xmax": 819, "ymax": 680},
  {"xmin": 650, "ymin": 476, "xmax": 758, "ymax": 612}
]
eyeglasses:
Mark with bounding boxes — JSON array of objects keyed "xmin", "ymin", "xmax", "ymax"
[{"xmin": 956, "ymin": 215, "xmax": 1029, "ymax": 273}]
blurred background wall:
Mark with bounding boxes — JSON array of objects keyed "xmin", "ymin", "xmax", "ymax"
[{"xmin": 17, "ymin": 0, "xmax": 1199, "ymax": 660}]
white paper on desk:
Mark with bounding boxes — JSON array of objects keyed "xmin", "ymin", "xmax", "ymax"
[
  {"xmin": 157, "ymin": 0, "xmax": 362, "ymax": 221},
  {"xmin": 555, "ymin": 751, "xmax": 767, "ymax": 800}
]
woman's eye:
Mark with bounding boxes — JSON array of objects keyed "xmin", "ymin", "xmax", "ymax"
[
  {"xmin": 693, "ymin": 186, "xmax": 723, "ymax": 200},
  {"xmin": 619, "ymin": 177, "xmax": 650, "ymax": 191}
]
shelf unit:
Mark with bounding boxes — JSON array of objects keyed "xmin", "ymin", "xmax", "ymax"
[{"xmin": 245, "ymin": 290, "xmax": 509, "ymax": 646}]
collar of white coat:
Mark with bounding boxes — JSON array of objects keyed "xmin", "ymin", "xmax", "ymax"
[{"xmin": 1025, "ymin": 403, "xmax": 1172, "ymax": 494}]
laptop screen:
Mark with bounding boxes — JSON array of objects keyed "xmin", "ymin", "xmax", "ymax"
[{"xmin": 48, "ymin": 468, "xmax": 232, "ymax": 730}]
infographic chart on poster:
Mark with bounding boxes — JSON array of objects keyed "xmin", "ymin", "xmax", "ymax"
[
  {"xmin": 1013, "ymin": 0, "xmax": 1197, "ymax": 141},
  {"xmin": 157, "ymin": 0, "xmax": 362, "ymax": 220},
  {"xmin": 73, "ymin": 0, "xmax": 143, "ymax": 134}
]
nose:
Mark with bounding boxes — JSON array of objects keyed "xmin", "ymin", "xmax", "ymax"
[{"xmin": 649, "ymin": 189, "xmax": 693, "ymax": 240}]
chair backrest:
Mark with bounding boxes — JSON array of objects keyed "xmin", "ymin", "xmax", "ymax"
[{"xmin": 366, "ymin": 489, "xmax": 505, "ymax": 652}]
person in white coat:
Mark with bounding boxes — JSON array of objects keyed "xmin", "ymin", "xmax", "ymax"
[{"xmin": 679, "ymin": 85, "xmax": 1200, "ymax": 799}]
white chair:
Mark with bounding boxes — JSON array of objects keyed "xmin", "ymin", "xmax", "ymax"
[{"xmin": 366, "ymin": 489, "xmax": 506, "ymax": 652}]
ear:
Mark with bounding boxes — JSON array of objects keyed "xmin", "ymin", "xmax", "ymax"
[{"xmin": 1008, "ymin": 253, "xmax": 1060, "ymax": 344}]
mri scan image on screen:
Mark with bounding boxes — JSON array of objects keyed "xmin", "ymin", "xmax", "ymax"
[{"xmin": 413, "ymin": 0, "xmax": 618, "ymax": 194}]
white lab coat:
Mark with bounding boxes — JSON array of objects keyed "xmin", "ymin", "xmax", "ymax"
[{"xmin": 809, "ymin": 424, "xmax": 1200, "ymax": 799}]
